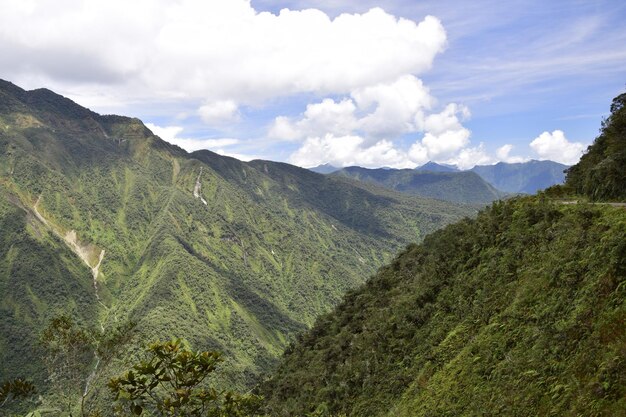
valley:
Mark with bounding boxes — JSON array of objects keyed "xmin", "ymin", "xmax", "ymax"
[
  {"xmin": 1, "ymin": 2, "xmax": 624, "ymax": 416},
  {"xmin": 0, "ymin": 80, "xmax": 474, "ymax": 414}
]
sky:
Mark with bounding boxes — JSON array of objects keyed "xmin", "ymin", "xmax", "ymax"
[{"xmin": 1, "ymin": 0, "xmax": 625, "ymax": 169}]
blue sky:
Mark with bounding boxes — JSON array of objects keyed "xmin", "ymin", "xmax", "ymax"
[{"xmin": 1, "ymin": 0, "xmax": 625, "ymax": 168}]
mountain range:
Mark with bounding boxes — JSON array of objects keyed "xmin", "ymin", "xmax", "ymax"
[
  {"xmin": 470, "ymin": 160, "xmax": 568, "ymax": 194},
  {"xmin": 331, "ymin": 166, "xmax": 506, "ymax": 205},
  {"xmin": 415, "ymin": 161, "xmax": 460, "ymax": 172},
  {"xmin": 261, "ymin": 92, "xmax": 626, "ymax": 417},
  {"xmin": 2, "ymin": 79, "xmax": 624, "ymax": 417},
  {"xmin": 0, "ymin": 79, "xmax": 475, "ymax": 411},
  {"xmin": 310, "ymin": 159, "xmax": 568, "ymax": 198}
]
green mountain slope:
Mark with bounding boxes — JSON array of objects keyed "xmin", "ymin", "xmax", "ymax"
[
  {"xmin": 261, "ymin": 92, "xmax": 626, "ymax": 416},
  {"xmin": 331, "ymin": 166, "xmax": 505, "ymax": 204},
  {"xmin": 564, "ymin": 92, "xmax": 626, "ymax": 200},
  {"xmin": 262, "ymin": 197, "xmax": 626, "ymax": 416},
  {"xmin": 0, "ymin": 80, "xmax": 473, "ymax": 408},
  {"xmin": 471, "ymin": 160, "xmax": 568, "ymax": 194}
]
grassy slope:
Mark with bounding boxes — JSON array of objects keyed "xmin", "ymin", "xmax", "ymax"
[
  {"xmin": 261, "ymin": 198, "xmax": 626, "ymax": 416},
  {"xmin": 0, "ymin": 80, "xmax": 473, "ymax": 405},
  {"xmin": 331, "ymin": 166, "xmax": 505, "ymax": 205}
]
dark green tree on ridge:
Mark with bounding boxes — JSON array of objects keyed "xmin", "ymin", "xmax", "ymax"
[{"xmin": 565, "ymin": 91, "xmax": 626, "ymax": 200}]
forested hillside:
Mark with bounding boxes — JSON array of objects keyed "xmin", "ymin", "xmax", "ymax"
[
  {"xmin": 563, "ymin": 92, "xmax": 626, "ymax": 200},
  {"xmin": 0, "ymin": 80, "xmax": 473, "ymax": 413},
  {"xmin": 262, "ymin": 196, "xmax": 626, "ymax": 417},
  {"xmin": 331, "ymin": 166, "xmax": 505, "ymax": 204},
  {"xmin": 261, "ymin": 93, "xmax": 626, "ymax": 416}
]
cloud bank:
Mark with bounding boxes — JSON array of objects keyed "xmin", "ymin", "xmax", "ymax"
[
  {"xmin": 0, "ymin": 0, "xmax": 590, "ymax": 169},
  {"xmin": 278, "ymin": 75, "xmax": 488, "ymax": 169},
  {"xmin": 530, "ymin": 130, "xmax": 586, "ymax": 165},
  {"xmin": 0, "ymin": 1, "xmax": 446, "ymax": 108}
]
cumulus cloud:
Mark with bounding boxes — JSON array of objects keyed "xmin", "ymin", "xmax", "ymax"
[
  {"xmin": 213, "ymin": 149, "xmax": 258, "ymax": 162},
  {"xmin": 289, "ymin": 134, "xmax": 414, "ymax": 169},
  {"xmin": 146, "ymin": 123, "xmax": 239, "ymax": 152},
  {"xmin": 0, "ymin": 1, "xmax": 446, "ymax": 107},
  {"xmin": 269, "ymin": 98, "xmax": 358, "ymax": 140},
  {"xmin": 445, "ymin": 144, "xmax": 493, "ymax": 170},
  {"xmin": 283, "ymin": 84, "xmax": 480, "ymax": 168},
  {"xmin": 198, "ymin": 100, "xmax": 239, "ymax": 125},
  {"xmin": 271, "ymin": 75, "xmax": 436, "ymax": 141},
  {"xmin": 530, "ymin": 130, "xmax": 586, "ymax": 165},
  {"xmin": 1, "ymin": 0, "xmax": 477, "ymax": 166},
  {"xmin": 421, "ymin": 103, "xmax": 470, "ymax": 152},
  {"xmin": 496, "ymin": 144, "xmax": 528, "ymax": 163},
  {"xmin": 351, "ymin": 75, "xmax": 434, "ymax": 138}
]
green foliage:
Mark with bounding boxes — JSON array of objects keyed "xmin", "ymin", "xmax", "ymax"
[
  {"xmin": 0, "ymin": 79, "xmax": 474, "ymax": 409},
  {"xmin": 0, "ymin": 378, "xmax": 35, "ymax": 408},
  {"xmin": 109, "ymin": 340, "xmax": 262, "ymax": 417},
  {"xmin": 565, "ymin": 91, "xmax": 626, "ymax": 200},
  {"xmin": 261, "ymin": 197, "xmax": 626, "ymax": 416},
  {"xmin": 40, "ymin": 315, "xmax": 94, "ymax": 415}
]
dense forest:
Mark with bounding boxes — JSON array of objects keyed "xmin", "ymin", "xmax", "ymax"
[
  {"xmin": 261, "ymin": 92, "xmax": 626, "ymax": 416},
  {"xmin": 0, "ymin": 80, "xmax": 473, "ymax": 416},
  {"xmin": 562, "ymin": 92, "xmax": 626, "ymax": 200},
  {"xmin": 1, "ymin": 83, "xmax": 625, "ymax": 416}
]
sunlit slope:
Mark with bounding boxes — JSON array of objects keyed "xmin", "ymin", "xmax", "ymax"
[
  {"xmin": 262, "ymin": 91, "xmax": 626, "ymax": 416},
  {"xmin": 262, "ymin": 198, "xmax": 626, "ymax": 416},
  {"xmin": 0, "ymin": 79, "xmax": 473, "ymax": 393}
]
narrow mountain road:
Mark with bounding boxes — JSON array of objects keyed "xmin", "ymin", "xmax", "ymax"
[{"xmin": 558, "ymin": 200, "xmax": 626, "ymax": 208}]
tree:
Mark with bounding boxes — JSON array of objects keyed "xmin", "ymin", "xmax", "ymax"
[
  {"xmin": 0, "ymin": 378, "xmax": 36, "ymax": 409},
  {"xmin": 565, "ymin": 91, "xmax": 626, "ymax": 200},
  {"xmin": 40, "ymin": 314, "xmax": 136, "ymax": 417},
  {"xmin": 108, "ymin": 339, "xmax": 263, "ymax": 416},
  {"xmin": 40, "ymin": 315, "xmax": 94, "ymax": 417}
]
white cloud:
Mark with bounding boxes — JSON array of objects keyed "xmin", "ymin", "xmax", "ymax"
[
  {"xmin": 267, "ymin": 116, "xmax": 302, "ymax": 141},
  {"xmin": 269, "ymin": 98, "xmax": 357, "ymax": 140},
  {"xmin": 214, "ymin": 149, "xmax": 258, "ymax": 162},
  {"xmin": 0, "ymin": 1, "xmax": 446, "ymax": 107},
  {"xmin": 269, "ymin": 75, "xmax": 437, "ymax": 144},
  {"xmin": 145, "ymin": 122, "xmax": 239, "ymax": 152},
  {"xmin": 198, "ymin": 100, "xmax": 240, "ymax": 125},
  {"xmin": 289, "ymin": 134, "xmax": 415, "ymax": 169},
  {"xmin": 423, "ymin": 103, "xmax": 469, "ymax": 134},
  {"xmin": 280, "ymin": 76, "xmax": 480, "ymax": 167},
  {"xmin": 145, "ymin": 123, "xmax": 184, "ymax": 143},
  {"xmin": 529, "ymin": 130, "xmax": 586, "ymax": 165},
  {"xmin": 408, "ymin": 142, "xmax": 429, "ymax": 166},
  {"xmin": 496, "ymin": 144, "xmax": 528, "ymax": 163},
  {"xmin": 351, "ymin": 75, "xmax": 434, "ymax": 138},
  {"xmin": 282, "ymin": 75, "xmax": 485, "ymax": 166},
  {"xmin": 421, "ymin": 128, "xmax": 470, "ymax": 160},
  {"xmin": 403, "ymin": 103, "xmax": 473, "ymax": 163},
  {"xmin": 445, "ymin": 144, "xmax": 493, "ymax": 170}
]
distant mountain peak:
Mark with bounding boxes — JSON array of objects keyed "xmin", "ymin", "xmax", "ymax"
[
  {"xmin": 309, "ymin": 163, "xmax": 339, "ymax": 174},
  {"xmin": 332, "ymin": 166, "xmax": 504, "ymax": 205},
  {"xmin": 416, "ymin": 161, "xmax": 459, "ymax": 172},
  {"xmin": 471, "ymin": 160, "xmax": 568, "ymax": 194}
]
